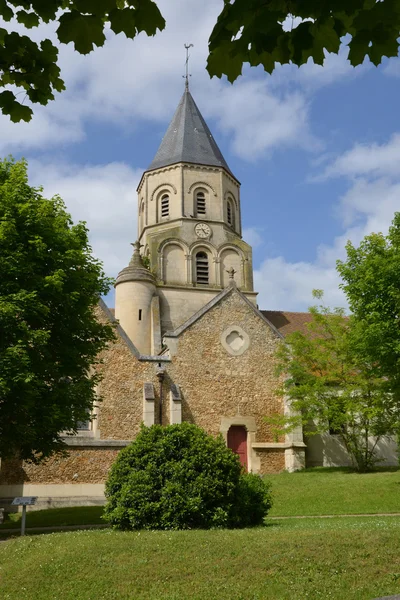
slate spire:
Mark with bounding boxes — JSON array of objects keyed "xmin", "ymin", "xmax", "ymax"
[{"xmin": 147, "ymin": 89, "xmax": 233, "ymax": 176}]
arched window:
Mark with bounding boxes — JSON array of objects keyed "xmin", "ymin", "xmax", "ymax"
[
  {"xmin": 196, "ymin": 251, "xmax": 209, "ymax": 285},
  {"xmin": 227, "ymin": 199, "xmax": 235, "ymax": 228},
  {"xmin": 160, "ymin": 194, "xmax": 169, "ymax": 218},
  {"xmin": 196, "ymin": 190, "xmax": 206, "ymax": 216}
]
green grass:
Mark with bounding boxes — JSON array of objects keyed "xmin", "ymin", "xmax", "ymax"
[
  {"xmin": 2, "ymin": 467, "xmax": 399, "ymax": 533},
  {"xmin": 1, "ymin": 518, "xmax": 400, "ymax": 599},
  {"xmin": 267, "ymin": 466, "xmax": 400, "ymax": 516},
  {"xmin": 0, "ymin": 506, "xmax": 105, "ymax": 530}
]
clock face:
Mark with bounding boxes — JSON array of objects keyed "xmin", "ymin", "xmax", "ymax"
[{"xmin": 195, "ymin": 223, "xmax": 211, "ymax": 238}]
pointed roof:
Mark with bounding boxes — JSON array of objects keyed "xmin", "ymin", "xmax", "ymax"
[{"xmin": 148, "ymin": 89, "xmax": 234, "ymax": 177}]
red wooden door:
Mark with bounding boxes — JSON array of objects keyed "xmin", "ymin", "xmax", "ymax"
[{"xmin": 227, "ymin": 425, "xmax": 248, "ymax": 470}]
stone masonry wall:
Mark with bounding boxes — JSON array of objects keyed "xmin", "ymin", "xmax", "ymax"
[
  {"xmin": 256, "ymin": 449, "xmax": 285, "ymax": 474},
  {"xmin": 2, "ymin": 291, "xmax": 288, "ymax": 487},
  {"xmin": 166, "ymin": 291, "xmax": 285, "ymax": 444},
  {"xmin": 0, "ymin": 449, "xmax": 119, "ymax": 484}
]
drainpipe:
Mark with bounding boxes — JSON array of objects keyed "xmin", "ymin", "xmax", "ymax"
[{"xmin": 156, "ymin": 364, "xmax": 165, "ymax": 425}]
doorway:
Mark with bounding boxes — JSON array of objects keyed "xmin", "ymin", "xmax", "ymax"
[{"xmin": 227, "ymin": 425, "xmax": 248, "ymax": 470}]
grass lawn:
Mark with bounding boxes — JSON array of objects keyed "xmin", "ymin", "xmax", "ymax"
[
  {"xmin": 1, "ymin": 517, "xmax": 400, "ymax": 599},
  {"xmin": 2, "ymin": 467, "xmax": 400, "ymax": 532},
  {"xmin": 268, "ymin": 466, "xmax": 400, "ymax": 516}
]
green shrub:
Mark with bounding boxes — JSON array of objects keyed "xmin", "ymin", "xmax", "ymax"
[
  {"xmin": 232, "ymin": 473, "xmax": 273, "ymax": 528},
  {"xmin": 103, "ymin": 423, "xmax": 273, "ymax": 530}
]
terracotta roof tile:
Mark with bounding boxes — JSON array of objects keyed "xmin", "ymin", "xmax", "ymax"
[{"xmin": 261, "ymin": 310, "xmax": 314, "ymax": 337}]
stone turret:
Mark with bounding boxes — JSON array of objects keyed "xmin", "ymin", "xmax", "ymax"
[{"xmin": 115, "ymin": 241, "xmax": 156, "ymax": 354}]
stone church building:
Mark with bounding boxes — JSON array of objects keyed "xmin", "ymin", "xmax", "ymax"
[{"xmin": 1, "ymin": 87, "xmax": 397, "ymax": 508}]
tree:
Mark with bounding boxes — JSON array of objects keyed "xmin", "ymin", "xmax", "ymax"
[
  {"xmin": 104, "ymin": 422, "xmax": 273, "ymax": 530},
  {"xmin": 337, "ymin": 211, "xmax": 400, "ymax": 403},
  {"xmin": 0, "ymin": 0, "xmax": 165, "ymax": 122},
  {"xmin": 0, "ymin": 157, "xmax": 115, "ymax": 463},
  {"xmin": 1, "ymin": 1, "xmax": 399, "ymax": 122},
  {"xmin": 208, "ymin": 0, "xmax": 400, "ymax": 82},
  {"xmin": 272, "ymin": 291, "xmax": 400, "ymax": 472}
]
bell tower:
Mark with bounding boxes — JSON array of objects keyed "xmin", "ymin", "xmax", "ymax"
[
  {"xmin": 116, "ymin": 69, "xmax": 258, "ymax": 340},
  {"xmin": 134, "ymin": 87, "xmax": 257, "ymax": 333}
]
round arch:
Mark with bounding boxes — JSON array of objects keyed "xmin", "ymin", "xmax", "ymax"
[
  {"xmin": 161, "ymin": 241, "xmax": 188, "ymax": 285},
  {"xmin": 188, "ymin": 181, "xmax": 217, "ymax": 197},
  {"xmin": 150, "ymin": 182, "xmax": 177, "ymax": 202}
]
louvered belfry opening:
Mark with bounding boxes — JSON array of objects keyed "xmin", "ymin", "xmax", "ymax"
[
  {"xmin": 196, "ymin": 191, "xmax": 206, "ymax": 215},
  {"xmin": 227, "ymin": 200, "xmax": 233, "ymax": 227},
  {"xmin": 161, "ymin": 194, "xmax": 169, "ymax": 218},
  {"xmin": 196, "ymin": 251, "xmax": 209, "ymax": 284}
]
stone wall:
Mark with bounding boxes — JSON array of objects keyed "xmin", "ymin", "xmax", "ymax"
[
  {"xmin": 0, "ymin": 290, "xmax": 289, "ymax": 493},
  {"xmin": 166, "ymin": 290, "xmax": 285, "ymax": 444},
  {"xmin": 256, "ymin": 449, "xmax": 285, "ymax": 473},
  {"xmin": 0, "ymin": 449, "xmax": 119, "ymax": 485}
]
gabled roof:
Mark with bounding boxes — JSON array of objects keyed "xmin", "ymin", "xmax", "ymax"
[
  {"xmin": 163, "ymin": 283, "xmax": 284, "ymax": 340},
  {"xmin": 147, "ymin": 89, "xmax": 234, "ymax": 177}
]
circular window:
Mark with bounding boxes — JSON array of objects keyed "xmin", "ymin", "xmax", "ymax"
[{"xmin": 221, "ymin": 325, "xmax": 250, "ymax": 356}]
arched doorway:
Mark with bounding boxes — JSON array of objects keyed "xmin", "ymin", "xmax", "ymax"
[{"xmin": 227, "ymin": 425, "xmax": 248, "ymax": 470}]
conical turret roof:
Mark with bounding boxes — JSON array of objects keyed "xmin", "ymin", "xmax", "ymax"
[
  {"xmin": 115, "ymin": 242, "xmax": 155, "ymax": 286},
  {"xmin": 148, "ymin": 89, "xmax": 233, "ymax": 176}
]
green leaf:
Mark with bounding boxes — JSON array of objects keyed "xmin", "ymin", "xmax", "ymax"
[
  {"xmin": 109, "ymin": 7, "xmax": 137, "ymax": 38},
  {"xmin": 73, "ymin": 0, "xmax": 118, "ymax": 15},
  {"xmin": 348, "ymin": 32, "xmax": 370, "ymax": 66},
  {"xmin": 312, "ymin": 20, "xmax": 341, "ymax": 55},
  {"xmin": 16, "ymin": 10, "xmax": 40, "ymax": 28},
  {"xmin": 57, "ymin": 11, "xmax": 106, "ymax": 54},
  {"xmin": 0, "ymin": 91, "xmax": 32, "ymax": 122},
  {"xmin": 0, "ymin": 0, "xmax": 14, "ymax": 21},
  {"xmin": 207, "ymin": 41, "xmax": 243, "ymax": 82},
  {"xmin": 133, "ymin": 0, "xmax": 165, "ymax": 36}
]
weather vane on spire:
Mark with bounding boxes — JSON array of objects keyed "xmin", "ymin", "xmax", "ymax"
[{"xmin": 184, "ymin": 43, "xmax": 194, "ymax": 91}]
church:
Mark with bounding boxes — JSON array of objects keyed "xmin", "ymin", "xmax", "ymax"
[{"xmin": 0, "ymin": 85, "xmax": 397, "ymax": 509}]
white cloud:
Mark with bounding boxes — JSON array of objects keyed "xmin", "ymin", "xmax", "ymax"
[
  {"xmin": 242, "ymin": 227, "xmax": 264, "ymax": 249},
  {"xmin": 254, "ymin": 257, "xmax": 345, "ymax": 311},
  {"xmin": 384, "ymin": 57, "xmax": 400, "ymax": 78},
  {"xmin": 204, "ymin": 81, "xmax": 319, "ymax": 160},
  {"xmin": 254, "ymin": 135, "xmax": 400, "ymax": 311},
  {"xmin": 0, "ymin": 0, "xmax": 354, "ymax": 161},
  {"xmin": 28, "ymin": 160, "xmax": 142, "ymax": 278},
  {"xmin": 321, "ymin": 133, "xmax": 400, "ymax": 180}
]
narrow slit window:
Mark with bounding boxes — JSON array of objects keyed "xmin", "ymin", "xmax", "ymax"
[
  {"xmin": 196, "ymin": 191, "xmax": 206, "ymax": 215},
  {"xmin": 138, "ymin": 309, "xmax": 142, "ymax": 321},
  {"xmin": 196, "ymin": 251, "xmax": 209, "ymax": 285},
  {"xmin": 161, "ymin": 194, "xmax": 169, "ymax": 218}
]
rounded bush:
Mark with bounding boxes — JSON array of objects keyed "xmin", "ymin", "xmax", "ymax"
[{"xmin": 104, "ymin": 423, "xmax": 272, "ymax": 530}]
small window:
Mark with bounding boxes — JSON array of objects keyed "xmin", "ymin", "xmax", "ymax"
[
  {"xmin": 77, "ymin": 419, "xmax": 91, "ymax": 431},
  {"xmin": 161, "ymin": 194, "xmax": 169, "ymax": 218},
  {"xmin": 227, "ymin": 199, "xmax": 235, "ymax": 228},
  {"xmin": 196, "ymin": 191, "xmax": 206, "ymax": 215},
  {"xmin": 196, "ymin": 251, "xmax": 209, "ymax": 284},
  {"xmin": 138, "ymin": 309, "xmax": 142, "ymax": 321}
]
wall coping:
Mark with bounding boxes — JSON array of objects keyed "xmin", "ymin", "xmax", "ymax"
[{"xmin": 252, "ymin": 442, "xmax": 306, "ymax": 449}]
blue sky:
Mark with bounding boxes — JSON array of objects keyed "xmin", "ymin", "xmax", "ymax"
[{"xmin": 2, "ymin": 0, "xmax": 400, "ymax": 311}]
